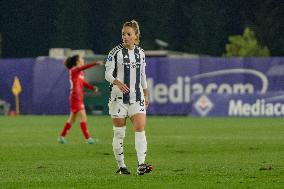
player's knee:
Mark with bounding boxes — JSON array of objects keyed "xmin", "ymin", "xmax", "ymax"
[
  {"xmin": 112, "ymin": 118, "xmax": 126, "ymax": 127},
  {"xmin": 134, "ymin": 123, "xmax": 145, "ymax": 132}
]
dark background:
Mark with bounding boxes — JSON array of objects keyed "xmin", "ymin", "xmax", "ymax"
[{"xmin": 0, "ymin": 0, "xmax": 283, "ymax": 57}]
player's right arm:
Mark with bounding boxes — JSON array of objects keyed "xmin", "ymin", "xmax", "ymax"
[
  {"xmin": 105, "ymin": 53, "xmax": 129, "ymax": 93},
  {"xmin": 105, "ymin": 54, "xmax": 116, "ymax": 83}
]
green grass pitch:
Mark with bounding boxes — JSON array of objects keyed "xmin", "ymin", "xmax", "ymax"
[{"xmin": 0, "ymin": 116, "xmax": 283, "ymax": 189}]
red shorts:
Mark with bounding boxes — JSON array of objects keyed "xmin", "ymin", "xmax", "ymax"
[{"xmin": 70, "ymin": 97, "xmax": 85, "ymax": 113}]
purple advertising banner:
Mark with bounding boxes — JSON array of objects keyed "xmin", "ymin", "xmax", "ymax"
[
  {"xmin": 1, "ymin": 57, "xmax": 284, "ymax": 116},
  {"xmin": 146, "ymin": 57, "xmax": 284, "ymax": 116}
]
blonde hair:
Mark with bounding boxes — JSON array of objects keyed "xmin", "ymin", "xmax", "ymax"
[{"xmin": 123, "ymin": 20, "xmax": 140, "ymax": 45}]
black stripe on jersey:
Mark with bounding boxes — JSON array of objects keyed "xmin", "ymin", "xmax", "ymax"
[
  {"xmin": 113, "ymin": 52, "xmax": 118, "ymax": 78},
  {"xmin": 122, "ymin": 48, "xmax": 130, "ymax": 103},
  {"xmin": 136, "ymin": 46, "xmax": 144, "ymax": 52},
  {"xmin": 109, "ymin": 44, "xmax": 123, "ymax": 56},
  {"xmin": 134, "ymin": 47, "xmax": 141, "ymax": 102}
]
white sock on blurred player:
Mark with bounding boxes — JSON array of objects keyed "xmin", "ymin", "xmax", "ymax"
[
  {"xmin": 135, "ymin": 131, "xmax": 147, "ymax": 165},
  {"xmin": 112, "ymin": 126, "xmax": 126, "ymax": 168}
]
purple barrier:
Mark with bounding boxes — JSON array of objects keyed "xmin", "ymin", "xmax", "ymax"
[
  {"xmin": 146, "ymin": 57, "xmax": 284, "ymax": 115},
  {"xmin": 0, "ymin": 58, "xmax": 70, "ymax": 114},
  {"xmin": 0, "ymin": 59, "xmax": 36, "ymax": 114},
  {"xmin": 32, "ymin": 58, "xmax": 69, "ymax": 114}
]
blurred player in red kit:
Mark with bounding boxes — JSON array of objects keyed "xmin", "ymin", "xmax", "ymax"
[{"xmin": 58, "ymin": 54, "xmax": 99, "ymax": 144}]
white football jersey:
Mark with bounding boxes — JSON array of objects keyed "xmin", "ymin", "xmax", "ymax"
[{"xmin": 105, "ymin": 44, "xmax": 147, "ymax": 104}]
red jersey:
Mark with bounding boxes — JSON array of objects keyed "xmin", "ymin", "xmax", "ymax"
[{"xmin": 69, "ymin": 63, "xmax": 97, "ymax": 112}]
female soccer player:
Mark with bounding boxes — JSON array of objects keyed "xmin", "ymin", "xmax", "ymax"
[
  {"xmin": 58, "ymin": 54, "xmax": 99, "ymax": 144},
  {"xmin": 105, "ymin": 20, "xmax": 153, "ymax": 175}
]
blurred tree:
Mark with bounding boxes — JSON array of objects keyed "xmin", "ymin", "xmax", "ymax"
[
  {"xmin": 140, "ymin": 0, "xmax": 176, "ymax": 50},
  {"xmin": 241, "ymin": 0, "xmax": 284, "ymax": 56},
  {"xmin": 1, "ymin": 0, "xmax": 56, "ymax": 57},
  {"xmin": 89, "ymin": 1, "xmax": 114, "ymax": 54},
  {"xmin": 181, "ymin": 0, "xmax": 230, "ymax": 56},
  {"xmin": 0, "ymin": 0, "xmax": 283, "ymax": 57},
  {"xmin": 224, "ymin": 27, "xmax": 270, "ymax": 57},
  {"xmin": 89, "ymin": 0, "xmax": 177, "ymax": 53},
  {"xmin": 50, "ymin": 0, "xmax": 93, "ymax": 49}
]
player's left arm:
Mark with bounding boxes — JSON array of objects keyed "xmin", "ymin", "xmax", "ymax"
[
  {"xmin": 143, "ymin": 88, "xmax": 149, "ymax": 109},
  {"xmin": 75, "ymin": 63, "xmax": 99, "ymax": 73},
  {"xmin": 141, "ymin": 54, "xmax": 149, "ymax": 108}
]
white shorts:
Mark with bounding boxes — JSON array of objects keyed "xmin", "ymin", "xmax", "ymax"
[{"xmin": 108, "ymin": 97, "xmax": 146, "ymax": 118}]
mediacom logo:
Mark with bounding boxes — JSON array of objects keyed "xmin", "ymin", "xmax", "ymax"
[
  {"xmin": 147, "ymin": 69, "xmax": 268, "ymax": 104},
  {"xmin": 229, "ymin": 99, "xmax": 284, "ymax": 116}
]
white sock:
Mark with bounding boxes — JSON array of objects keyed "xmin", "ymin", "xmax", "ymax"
[
  {"xmin": 112, "ymin": 126, "xmax": 126, "ymax": 168},
  {"xmin": 135, "ymin": 131, "xmax": 147, "ymax": 165}
]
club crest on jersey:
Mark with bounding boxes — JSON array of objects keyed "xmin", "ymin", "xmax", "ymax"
[{"xmin": 107, "ymin": 56, "xmax": 112, "ymax": 61}]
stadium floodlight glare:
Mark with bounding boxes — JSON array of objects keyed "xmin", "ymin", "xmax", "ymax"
[{"xmin": 155, "ymin": 39, "xmax": 169, "ymax": 49}]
